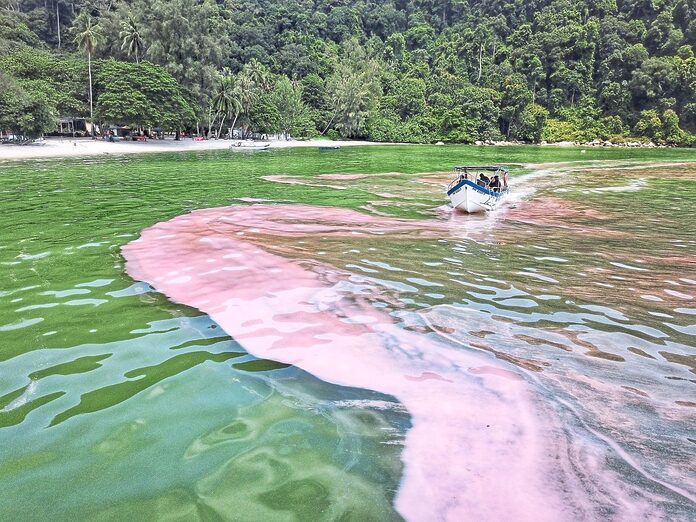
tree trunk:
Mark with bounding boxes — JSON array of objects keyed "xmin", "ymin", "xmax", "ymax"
[
  {"xmin": 320, "ymin": 109, "xmax": 338, "ymax": 136},
  {"xmin": 206, "ymin": 107, "xmax": 215, "ymax": 138},
  {"xmin": 230, "ymin": 112, "xmax": 239, "ymax": 137},
  {"xmin": 56, "ymin": 0, "xmax": 61, "ymax": 48},
  {"xmin": 217, "ymin": 113, "xmax": 226, "ymax": 138},
  {"xmin": 532, "ymin": 79, "xmax": 536, "ymax": 104},
  {"xmin": 88, "ymin": 51, "xmax": 94, "ymax": 138},
  {"xmin": 477, "ymin": 43, "xmax": 483, "ymax": 82}
]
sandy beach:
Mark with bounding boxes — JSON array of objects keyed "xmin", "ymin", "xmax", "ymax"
[{"xmin": 0, "ymin": 137, "xmax": 388, "ymax": 161}]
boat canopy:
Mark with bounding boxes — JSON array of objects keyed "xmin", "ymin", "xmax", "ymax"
[
  {"xmin": 453, "ymin": 166, "xmax": 508, "ymax": 173},
  {"xmin": 449, "ymin": 165, "xmax": 510, "ymax": 192}
]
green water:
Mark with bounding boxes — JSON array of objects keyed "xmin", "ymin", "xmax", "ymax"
[{"xmin": 1, "ymin": 145, "xmax": 696, "ymax": 520}]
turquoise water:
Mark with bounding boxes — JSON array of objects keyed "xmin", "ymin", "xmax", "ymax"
[{"xmin": 1, "ymin": 145, "xmax": 695, "ymax": 520}]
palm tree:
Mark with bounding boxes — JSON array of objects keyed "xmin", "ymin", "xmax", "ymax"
[
  {"xmin": 243, "ymin": 59, "xmax": 271, "ymax": 91},
  {"xmin": 73, "ymin": 12, "xmax": 100, "ymax": 138},
  {"xmin": 119, "ymin": 15, "xmax": 144, "ymax": 63},
  {"xmin": 237, "ymin": 73, "xmax": 258, "ymax": 138},
  {"xmin": 213, "ymin": 75, "xmax": 242, "ymax": 138}
]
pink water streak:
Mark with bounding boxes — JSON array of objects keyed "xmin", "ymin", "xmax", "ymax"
[{"xmin": 122, "ymin": 204, "xmax": 668, "ymax": 520}]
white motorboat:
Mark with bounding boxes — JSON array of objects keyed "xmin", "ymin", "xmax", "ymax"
[
  {"xmin": 230, "ymin": 140, "xmax": 270, "ymax": 151},
  {"xmin": 447, "ymin": 166, "xmax": 509, "ymax": 213}
]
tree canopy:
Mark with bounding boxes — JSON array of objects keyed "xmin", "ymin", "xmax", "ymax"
[
  {"xmin": 1, "ymin": 0, "xmax": 694, "ymax": 144},
  {"xmin": 94, "ymin": 60, "xmax": 195, "ymax": 128}
]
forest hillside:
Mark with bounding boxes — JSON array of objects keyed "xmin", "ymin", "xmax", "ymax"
[{"xmin": 1, "ymin": 0, "xmax": 695, "ymax": 144}]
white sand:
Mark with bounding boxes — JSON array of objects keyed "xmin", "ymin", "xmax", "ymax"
[{"xmin": 0, "ymin": 137, "xmax": 389, "ymax": 161}]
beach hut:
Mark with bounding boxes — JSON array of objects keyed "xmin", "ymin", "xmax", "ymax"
[{"xmin": 56, "ymin": 117, "xmax": 89, "ymax": 137}]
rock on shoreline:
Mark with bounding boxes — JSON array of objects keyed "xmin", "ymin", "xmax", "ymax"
[{"xmin": 472, "ymin": 139, "xmax": 666, "ymax": 148}]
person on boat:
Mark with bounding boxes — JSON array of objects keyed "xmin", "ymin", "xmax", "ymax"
[
  {"xmin": 477, "ymin": 173, "xmax": 490, "ymax": 187},
  {"xmin": 489, "ymin": 175, "xmax": 501, "ymax": 192}
]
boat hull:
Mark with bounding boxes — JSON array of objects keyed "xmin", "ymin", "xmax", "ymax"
[
  {"xmin": 230, "ymin": 142, "xmax": 270, "ymax": 151},
  {"xmin": 448, "ymin": 181, "xmax": 506, "ymax": 213}
]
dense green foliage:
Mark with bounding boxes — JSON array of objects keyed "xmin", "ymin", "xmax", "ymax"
[
  {"xmin": 94, "ymin": 61, "xmax": 195, "ymax": 128},
  {"xmin": 1, "ymin": 0, "xmax": 694, "ymax": 144},
  {"xmin": 0, "ymin": 70, "xmax": 56, "ymax": 137}
]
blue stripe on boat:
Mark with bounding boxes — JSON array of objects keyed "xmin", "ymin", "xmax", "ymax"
[{"xmin": 447, "ymin": 179, "xmax": 505, "ymax": 197}]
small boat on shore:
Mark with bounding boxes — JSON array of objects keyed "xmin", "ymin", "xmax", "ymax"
[
  {"xmin": 447, "ymin": 166, "xmax": 509, "ymax": 213},
  {"xmin": 318, "ymin": 145, "xmax": 340, "ymax": 151},
  {"xmin": 230, "ymin": 140, "xmax": 270, "ymax": 151}
]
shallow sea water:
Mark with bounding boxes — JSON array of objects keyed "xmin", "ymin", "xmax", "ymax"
[{"xmin": 1, "ymin": 145, "xmax": 695, "ymax": 520}]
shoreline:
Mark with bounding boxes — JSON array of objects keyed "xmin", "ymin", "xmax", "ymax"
[
  {"xmin": 0, "ymin": 137, "xmax": 391, "ymax": 162},
  {"xmin": 1, "ymin": 137, "xmax": 692, "ymax": 163}
]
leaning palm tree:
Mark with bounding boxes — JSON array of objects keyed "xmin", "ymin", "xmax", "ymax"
[
  {"xmin": 119, "ymin": 15, "xmax": 144, "ymax": 63},
  {"xmin": 213, "ymin": 74, "xmax": 242, "ymax": 138},
  {"xmin": 73, "ymin": 12, "xmax": 100, "ymax": 138}
]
